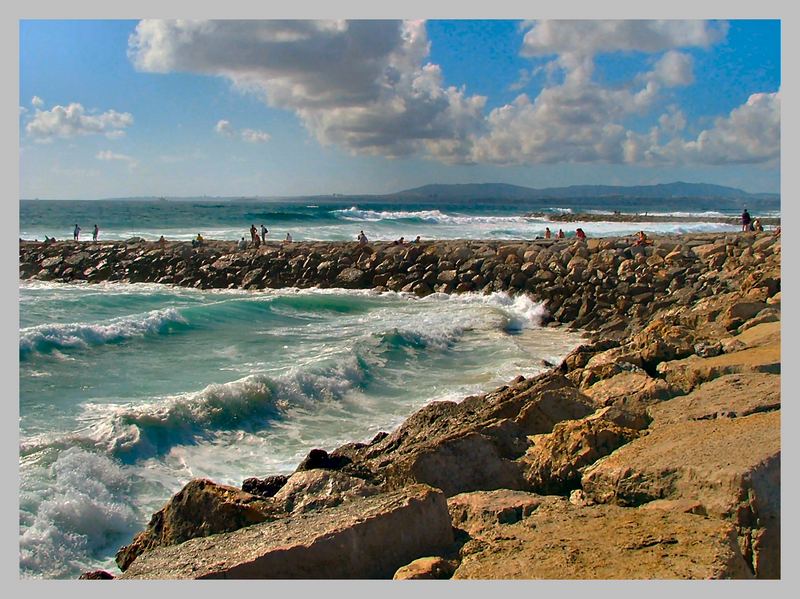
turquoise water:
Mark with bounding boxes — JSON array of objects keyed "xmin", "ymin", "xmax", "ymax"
[
  {"xmin": 18, "ymin": 280, "xmax": 586, "ymax": 579},
  {"xmin": 18, "ymin": 198, "xmax": 761, "ymax": 242}
]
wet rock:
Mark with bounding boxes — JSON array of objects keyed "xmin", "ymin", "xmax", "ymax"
[{"xmin": 241, "ymin": 475, "xmax": 289, "ymax": 498}]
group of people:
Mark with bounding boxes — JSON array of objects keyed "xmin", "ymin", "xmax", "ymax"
[
  {"xmin": 69, "ymin": 224, "xmax": 100, "ymax": 242},
  {"xmin": 543, "ymin": 227, "xmax": 582, "ymax": 240},
  {"xmin": 740, "ymin": 209, "xmax": 764, "ymax": 233}
]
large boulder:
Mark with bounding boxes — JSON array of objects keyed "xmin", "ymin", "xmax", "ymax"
[
  {"xmin": 581, "ymin": 411, "xmax": 780, "ymax": 578},
  {"xmin": 451, "ymin": 497, "xmax": 752, "ymax": 579},
  {"xmin": 116, "ymin": 478, "xmax": 281, "ymax": 571},
  {"xmin": 120, "ymin": 484, "xmax": 454, "ymax": 579},
  {"xmin": 647, "ymin": 373, "xmax": 780, "ymax": 427},
  {"xmin": 271, "ymin": 469, "xmax": 380, "ymax": 513},
  {"xmin": 520, "ymin": 415, "xmax": 640, "ymax": 494}
]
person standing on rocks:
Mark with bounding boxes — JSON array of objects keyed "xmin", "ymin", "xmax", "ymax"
[
  {"xmin": 92, "ymin": 224, "xmax": 99, "ymax": 242},
  {"xmin": 261, "ymin": 224, "xmax": 268, "ymax": 243},
  {"xmin": 741, "ymin": 209, "xmax": 752, "ymax": 232},
  {"xmin": 557, "ymin": 229, "xmax": 565, "ymax": 239},
  {"xmin": 73, "ymin": 224, "xmax": 81, "ymax": 241},
  {"xmin": 545, "ymin": 227, "xmax": 551, "ymax": 239},
  {"xmin": 250, "ymin": 224, "xmax": 257, "ymax": 243}
]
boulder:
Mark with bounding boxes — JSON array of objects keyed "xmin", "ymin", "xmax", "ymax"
[
  {"xmin": 647, "ymin": 373, "xmax": 780, "ymax": 427},
  {"xmin": 452, "ymin": 499, "xmax": 752, "ymax": 579},
  {"xmin": 120, "ymin": 484, "xmax": 454, "ymax": 579},
  {"xmin": 447, "ymin": 489, "xmax": 550, "ymax": 536},
  {"xmin": 520, "ymin": 415, "xmax": 640, "ymax": 494},
  {"xmin": 393, "ymin": 556, "xmax": 456, "ymax": 580},
  {"xmin": 336, "ymin": 267, "xmax": 365, "ymax": 287},
  {"xmin": 241, "ymin": 475, "xmax": 288, "ymax": 498},
  {"xmin": 116, "ymin": 478, "xmax": 281, "ymax": 571},
  {"xmin": 272, "ymin": 469, "xmax": 380, "ymax": 513},
  {"xmin": 581, "ymin": 411, "xmax": 780, "ymax": 578}
]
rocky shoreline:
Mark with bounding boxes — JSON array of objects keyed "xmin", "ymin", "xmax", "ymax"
[{"xmin": 19, "ymin": 231, "xmax": 780, "ymax": 579}]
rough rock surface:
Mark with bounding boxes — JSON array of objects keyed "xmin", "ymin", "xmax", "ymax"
[
  {"xmin": 116, "ymin": 478, "xmax": 281, "ymax": 571},
  {"xmin": 451, "ymin": 496, "xmax": 752, "ymax": 579},
  {"xmin": 520, "ymin": 415, "xmax": 640, "ymax": 494},
  {"xmin": 581, "ymin": 411, "xmax": 780, "ymax": 578},
  {"xmin": 119, "ymin": 484, "xmax": 453, "ymax": 579},
  {"xmin": 393, "ymin": 557, "xmax": 457, "ymax": 580},
  {"xmin": 271, "ymin": 469, "xmax": 380, "ymax": 513},
  {"xmin": 647, "ymin": 372, "xmax": 780, "ymax": 426}
]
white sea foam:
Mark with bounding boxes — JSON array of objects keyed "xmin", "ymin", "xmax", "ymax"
[{"xmin": 19, "ymin": 307, "xmax": 187, "ymax": 356}]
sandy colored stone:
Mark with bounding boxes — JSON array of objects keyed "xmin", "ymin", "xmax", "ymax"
[
  {"xmin": 120, "ymin": 484, "xmax": 454, "ymax": 579},
  {"xmin": 647, "ymin": 373, "xmax": 780, "ymax": 427},
  {"xmin": 452, "ymin": 500, "xmax": 752, "ymax": 579},
  {"xmin": 581, "ymin": 411, "xmax": 780, "ymax": 578},
  {"xmin": 393, "ymin": 556, "xmax": 456, "ymax": 580},
  {"xmin": 447, "ymin": 489, "xmax": 550, "ymax": 536},
  {"xmin": 584, "ymin": 371, "xmax": 672, "ymax": 406}
]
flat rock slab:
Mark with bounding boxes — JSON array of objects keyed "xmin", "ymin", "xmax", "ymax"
[
  {"xmin": 120, "ymin": 484, "xmax": 453, "ymax": 579},
  {"xmin": 647, "ymin": 373, "xmax": 780, "ymax": 426},
  {"xmin": 657, "ymin": 342, "xmax": 780, "ymax": 394},
  {"xmin": 581, "ymin": 411, "xmax": 780, "ymax": 578},
  {"xmin": 448, "ymin": 489, "xmax": 551, "ymax": 536},
  {"xmin": 452, "ymin": 500, "xmax": 752, "ymax": 579}
]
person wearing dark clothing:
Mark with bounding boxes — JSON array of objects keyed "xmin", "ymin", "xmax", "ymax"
[
  {"xmin": 741, "ymin": 209, "xmax": 752, "ymax": 232},
  {"xmin": 250, "ymin": 224, "xmax": 257, "ymax": 242},
  {"xmin": 73, "ymin": 224, "xmax": 81, "ymax": 241},
  {"xmin": 261, "ymin": 224, "xmax": 268, "ymax": 243},
  {"xmin": 92, "ymin": 224, "xmax": 99, "ymax": 242},
  {"xmin": 575, "ymin": 228, "xmax": 586, "ymax": 240}
]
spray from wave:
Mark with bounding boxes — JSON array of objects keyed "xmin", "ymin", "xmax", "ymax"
[{"xmin": 19, "ymin": 308, "xmax": 188, "ymax": 358}]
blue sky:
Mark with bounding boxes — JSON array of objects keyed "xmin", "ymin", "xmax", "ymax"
[{"xmin": 19, "ymin": 19, "xmax": 780, "ymax": 199}]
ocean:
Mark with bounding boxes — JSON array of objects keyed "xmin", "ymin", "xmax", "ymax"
[{"xmin": 17, "ymin": 197, "xmax": 778, "ymax": 579}]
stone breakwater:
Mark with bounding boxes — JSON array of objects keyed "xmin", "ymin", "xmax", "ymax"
[
  {"xmin": 19, "ymin": 232, "xmax": 781, "ymax": 580},
  {"xmin": 527, "ymin": 212, "xmax": 781, "ymax": 226}
]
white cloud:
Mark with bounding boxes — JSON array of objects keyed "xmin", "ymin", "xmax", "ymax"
[
  {"xmin": 31, "ymin": 96, "xmax": 44, "ymax": 108},
  {"xmin": 129, "ymin": 20, "xmax": 485, "ymax": 158},
  {"xmin": 521, "ymin": 20, "xmax": 727, "ymax": 61},
  {"xmin": 96, "ymin": 149, "xmax": 138, "ymax": 168},
  {"xmin": 26, "ymin": 103, "xmax": 133, "ymax": 141},
  {"xmin": 214, "ymin": 119, "xmax": 233, "ymax": 136},
  {"xmin": 240, "ymin": 128, "xmax": 271, "ymax": 143},
  {"xmin": 641, "ymin": 91, "xmax": 780, "ymax": 165},
  {"xmin": 128, "ymin": 19, "xmax": 776, "ymax": 168}
]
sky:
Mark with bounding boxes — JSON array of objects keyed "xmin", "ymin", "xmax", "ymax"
[{"xmin": 18, "ymin": 19, "xmax": 780, "ymax": 199}]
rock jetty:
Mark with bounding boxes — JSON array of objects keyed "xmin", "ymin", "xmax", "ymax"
[
  {"xmin": 19, "ymin": 231, "xmax": 780, "ymax": 580},
  {"xmin": 527, "ymin": 212, "xmax": 780, "ymax": 227}
]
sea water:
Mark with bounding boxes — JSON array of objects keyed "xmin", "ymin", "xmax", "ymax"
[
  {"xmin": 18, "ymin": 281, "xmax": 586, "ymax": 578},
  {"xmin": 18, "ymin": 197, "xmax": 770, "ymax": 243}
]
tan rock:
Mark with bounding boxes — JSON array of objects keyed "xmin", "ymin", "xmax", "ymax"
[
  {"xmin": 393, "ymin": 556, "xmax": 456, "ymax": 579},
  {"xmin": 116, "ymin": 478, "xmax": 281, "ymax": 571},
  {"xmin": 520, "ymin": 416, "xmax": 640, "ymax": 494},
  {"xmin": 647, "ymin": 373, "xmax": 780, "ymax": 427},
  {"xmin": 272, "ymin": 469, "xmax": 380, "ymax": 514},
  {"xmin": 447, "ymin": 489, "xmax": 549, "ymax": 536},
  {"xmin": 581, "ymin": 411, "xmax": 780, "ymax": 578},
  {"xmin": 120, "ymin": 484, "xmax": 454, "ymax": 579},
  {"xmin": 584, "ymin": 371, "xmax": 672, "ymax": 407},
  {"xmin": 452, "ymin": 500, "xmax": 752, "ymax": 579}
]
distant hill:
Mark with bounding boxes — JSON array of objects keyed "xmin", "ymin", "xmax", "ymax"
[{"xmin": 389, "ymin": 181, "xmax": 779, "ymax": 202}]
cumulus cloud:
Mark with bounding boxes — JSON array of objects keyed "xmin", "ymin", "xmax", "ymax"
[
  {"xmin": 214, "ymin": 119, "xmax": 233, "ymax": 136},
  {"xmin": 640, "ymin": 91, "xmax": 780, "ymax": 165},
  {"xmin": 31, "ymin": 96, "xmax": 44, "ymax": 108},
  {"xmin": 240, "ymin": 128, "xmax": 271, "ymax": 143},
  {"xmin": 129, "ymin": 19, "xmax": 485, "ymax": 158},
  {"xmin": 128, "ymin": 19, "xmax": 776, "ymax": 168},
  {"xmin": 26, "ymin": 103, "xmax": 133, "ymax": 141}
]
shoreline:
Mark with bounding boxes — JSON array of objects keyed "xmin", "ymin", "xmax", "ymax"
[
  {"xmin": 527, "ymin": 211, "xmax": 781, "ymax": 226},
  {"xmin": 19, "ymin": 232, "xmax": 781, "ymax": 579}
]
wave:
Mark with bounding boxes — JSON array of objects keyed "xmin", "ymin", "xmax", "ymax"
[
  {"xmin": 330, "ymin": 206, "xmax": 531, "ymax": 226},
  {"xmin": 37, "ymin": 355, "xmax": 374, "ymax": 462},
  {"xmin": 20, "ymin": 308, "xmax": 188, "ymax": 359},
  {"xmin": 420, "ymin": 291, "xmax": 548, "ymax": 332}
]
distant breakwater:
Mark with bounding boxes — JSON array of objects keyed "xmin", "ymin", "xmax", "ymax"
[
  {"xmin": 527, "ymin": 212, "xmax": 781, "ymax": 226},
  {"xmin": 19, "ymin": 232, "xmax": 781, "ymax": 340}
]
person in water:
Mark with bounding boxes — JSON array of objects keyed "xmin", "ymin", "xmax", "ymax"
[
  {"xmin": 92, "ymin": 224, "xmax": 99, "ymax": 242},
  {"xmin": 73, "ymin": 224, "xmax": 81, "ymax": 241},
  {"xmin": 261, "ymin": 224, "xmax": 268, "ymax": 243}
]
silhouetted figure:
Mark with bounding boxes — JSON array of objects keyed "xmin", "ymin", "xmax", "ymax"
[
  {"xmin": 285, "ymin": 233, "xmax": 292, "ymax": 243},
  {"xmin": 741, "ymin": 209, "xmax": 752, "ymax": 232},
  {"xmin": 73, "ymin": 224, "xmax": 81, "ymax": 241},
  {"xmin": 557, "ymin": 229, "xmax": 565, "ymax": 239},
  {"xmin": 575, "ymin": 228, "xmax": 586, "ymax": 240},
  {"xmin": 261, "ymin": 224, "xmax": 268, "ymax": 243},
  {"xmin": 545, "ymin": 227, "xmax": 551, "ymax": 239},
  {"xmin": 92, "ymin": 224, "xmax": 99, "ymax": 242}
]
